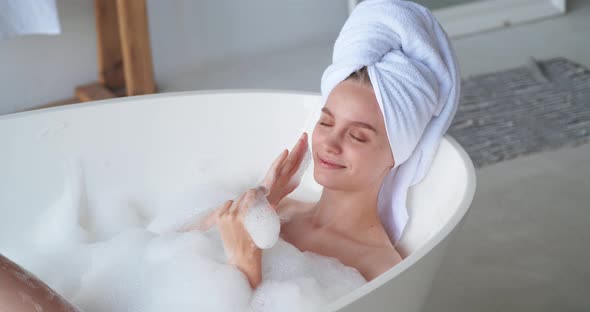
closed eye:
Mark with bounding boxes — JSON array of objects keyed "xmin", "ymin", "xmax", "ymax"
[
  {"xmin": 320, "ymin": 122, "xmax": 367, "ymax": 142},
  {"xmin": 350, "ymin": 134, "xmax": 367, "ymax": 142}
]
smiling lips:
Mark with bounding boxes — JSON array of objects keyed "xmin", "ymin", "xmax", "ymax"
[{"xmin": 317, "ymin": 154, "xmax": 346, "ymax": 169}]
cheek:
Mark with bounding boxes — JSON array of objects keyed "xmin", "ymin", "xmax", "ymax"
[
  {"xmin": 349, "ymin": 151, "xmax": 371, "ymax": 169},
  {"xmin": 349, "ymin": 147, "xmax": 387, "ymax": 177},
  {"xmin": 311, "ymin": 126, "xmax": 323, "ymax": 148}
]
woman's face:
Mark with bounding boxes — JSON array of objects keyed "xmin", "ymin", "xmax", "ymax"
[{"xmin": 312, "ymin": 79, "xmax": 395, "ymax": 191}]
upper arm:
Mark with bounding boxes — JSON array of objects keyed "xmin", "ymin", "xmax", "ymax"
[{"xmin": 361, "ymin": 249, "xmax": 403, "ymax": 281}]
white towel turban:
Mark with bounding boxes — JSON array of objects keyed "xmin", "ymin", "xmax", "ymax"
[{"xmin": 320, "ymin": 0, "xmax": 461, "ymax": 244}]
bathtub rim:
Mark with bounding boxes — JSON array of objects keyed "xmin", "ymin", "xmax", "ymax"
[{"xmin": 0, "ymin": 89, "xmax": 324, "ymax": 121}]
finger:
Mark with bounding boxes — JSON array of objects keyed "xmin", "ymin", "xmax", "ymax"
[
  {"xmin": 282, "ymin": 132, "xmax": 308, "ymax": 177},
  {"xmin": 217, "ymin": 200, "xmax": 234, "ymax": 219},
  {"xmin": 272, "ymin": 149, "xmax": 289, "ymax": 171},
  {"xmin": 287, "ymin": 133, "xmax": 309, "ymax": 176},
  {"xmin": 219, "ymin": 200, "xmax": 234, "ymax": 215},
  {"xmin": 193, "ymin": 200, "xmax": 232, "ymax": 231},
  {"xmin": 230, "ymin": 192, "xmax": 247, "ymax": 215},
  {"xmin": 242, "ymin": 189, "xmax": 257, "ymax": 212},
  {"xmin": 262, "ymin": 149, "xmax": 288, "ymax": 189},
  {"xmin": 280, "ymin": 134, "xmax": 305, "ymax": 176},
  {"xmin": 195, "ymin": 211, "xmax": 217, "ymax": 232}
]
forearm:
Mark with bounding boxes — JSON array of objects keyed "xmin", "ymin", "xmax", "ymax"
[
  {"xmin": 229, "ymin": 245, "xmax": 263, "ymax": 289},
  {"xmin": 237, "ymin": 260, "xmax": 262, "ymax": 289}
]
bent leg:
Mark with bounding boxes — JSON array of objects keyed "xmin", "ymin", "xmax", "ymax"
[{"xmin": 0, "ymin": 253, "xmax": 80, "ymax": 312}]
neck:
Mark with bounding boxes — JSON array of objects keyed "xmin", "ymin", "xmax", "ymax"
[{"xmin": 311, "ymin": 183, "xmax": 383, "ymax": 238}]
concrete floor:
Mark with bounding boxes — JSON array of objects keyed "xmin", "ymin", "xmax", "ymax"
[
  {"xmin": 424, "ymin": 142, "xmax": 590, "ymax": 311},
  {"xmin": 421, "ymin": 1, "xmax": 590, "ymax": 311},
  {"xmin": 161, "ymin": 3, "xmax": 590, "ymax": 310}
]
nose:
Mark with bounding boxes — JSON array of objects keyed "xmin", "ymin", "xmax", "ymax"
[{"xmin": 322, "ymin": 131, "xmax": 342, "ymax": 155}]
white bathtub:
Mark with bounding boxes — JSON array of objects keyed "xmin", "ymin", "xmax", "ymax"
[{"xmin": 0, "ymin": 90, "xmax": 476, "ymax": 312}]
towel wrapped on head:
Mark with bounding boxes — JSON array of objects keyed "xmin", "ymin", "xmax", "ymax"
[{"xmin": 320, "ymin": 0, "xmax": 461, "ymax": 244}]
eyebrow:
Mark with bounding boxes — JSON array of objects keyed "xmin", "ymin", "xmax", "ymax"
[{"xmin": 321, "ymin": 107, "xmax": 378, "ymax": 133}]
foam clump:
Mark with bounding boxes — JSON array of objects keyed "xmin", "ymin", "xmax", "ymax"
[{"xmin": 243, "ymin": 186, "xmax": 281, "ymax": 249}]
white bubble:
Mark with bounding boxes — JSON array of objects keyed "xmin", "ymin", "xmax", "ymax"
[{"xmin": 243, "ymin": 187, "xmax": 281, "ymax": 249}]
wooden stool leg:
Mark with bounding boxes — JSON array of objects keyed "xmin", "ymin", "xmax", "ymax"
[
  {"xmin": 116, "ymin": 0, "xmax": 156, "ymax": 96},
  {"xmin": 74, "ymin": 0, "xmax": 122, "ymax": 103},
  {"xmin": 95, "ymin": 0, "xmax": 125, "ymax": 91}
]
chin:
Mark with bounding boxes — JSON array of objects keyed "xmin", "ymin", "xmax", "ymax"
[{"xmin": 313, "ymin": 168, "xmax": 346, "ymax": 190}]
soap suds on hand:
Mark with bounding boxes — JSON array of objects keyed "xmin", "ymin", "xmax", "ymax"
[{"xmin": 243, "ymin": 186, "xmax": 280, "ymax": 249}]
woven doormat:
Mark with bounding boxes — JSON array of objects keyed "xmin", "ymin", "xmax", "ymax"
[{"xmin": 448, "ymin": 57, "xmax": 590, "ymax": 168}]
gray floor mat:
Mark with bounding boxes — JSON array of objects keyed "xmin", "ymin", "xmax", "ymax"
[{"xmin": 449, "ymin": 57, "xmax": 590, "ymax": 168}]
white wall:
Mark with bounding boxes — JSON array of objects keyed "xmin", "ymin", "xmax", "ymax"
[{"xmin": 0, "ymin": 0, "xmax": 348, "ymax": 115}]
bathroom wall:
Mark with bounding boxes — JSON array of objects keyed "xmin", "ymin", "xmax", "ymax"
[
  {"xmin": 413, "ymin": 0, "xmax": 487, "ymax": 10},
  {"xmin": 0, "ymin": 0, "xmax": 348, "ymax": 115}
]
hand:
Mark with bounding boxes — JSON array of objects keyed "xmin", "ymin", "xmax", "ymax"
[
  {"xmin": 186, "ymin": 132, "xmax": 309, "ymax": 232},
  {"xmin": 261, "ymin": 132, "xmax": 309, "ymax": 207},
  {"xmin": 216, "ymin": 189, "xmax": 262, "ymax": 288}
]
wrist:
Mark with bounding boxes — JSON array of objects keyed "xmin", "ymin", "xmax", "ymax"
[{"xmin": 235, "ymin": 251, "xmax": 262, "ymax": 288}]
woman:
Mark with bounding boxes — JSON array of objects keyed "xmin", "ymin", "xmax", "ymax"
[
  {"xmin": 200, "ymin": 0, "xmax": 462, "ymax": 290},
  {"xmin": 210, "ymin": 66, "xmax": 403, "ymax": 289}
]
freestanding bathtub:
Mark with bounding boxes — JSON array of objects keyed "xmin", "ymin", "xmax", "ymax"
[{"xmin": 0, "ymin": 90, "xmax": 476, "ymax": 312}]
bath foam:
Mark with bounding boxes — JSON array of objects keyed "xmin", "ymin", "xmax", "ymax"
[
  {"xmin": 8, "ymin": 228, "xmax": 366, "ymax": 312},
  {"xmin": 243, "ymin": 186, "xmax": 281, "ymax": 249},
  {"xmin": 255, "ymin": 239, "xmax": 368, "ymax": 311},
  {"xmin": 0, "ymin": 158, "xmax": 367, "ymax": 312}
]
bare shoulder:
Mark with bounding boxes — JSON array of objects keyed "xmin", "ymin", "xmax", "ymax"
[
  {"xmin": 359, "ymin": 246, "xmax": 403, "ymax": 281},
  {"xmin": 276, "ymin": 197, "xmax": 315, "ymax": 221}
]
